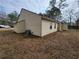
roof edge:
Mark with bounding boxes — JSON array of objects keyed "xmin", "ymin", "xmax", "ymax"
[{"xmin": 21, "ymin": 8, "xmax": 41, "ymax": 16}]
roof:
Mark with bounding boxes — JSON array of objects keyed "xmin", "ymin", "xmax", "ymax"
[
  {"xmin": 41, "ymin": 16, "xmax": 58, "ymax": 23},
  {"xmin": 19, "ymin": 8, "xmax": 58, "ymax": 23},
  {"xmin": 21, "ymin": 8, "xmax": 40, "ymax": 16}
]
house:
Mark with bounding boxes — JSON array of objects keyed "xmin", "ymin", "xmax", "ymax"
[
  {"xmin": 58, "ymin": 22, "xmax": 68, "ymax": 31},
  {"xmin": 14, "ymin": 8, "xmax": 58, "ymax": 37}
]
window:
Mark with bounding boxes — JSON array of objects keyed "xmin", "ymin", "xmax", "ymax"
[
  {"xmin": 50, "ymin": 23, "xmax": 52, "ymax": 29},
  {"xmin": 50, "ymin": 25, "xmax": 52, "ymax": 29},
  {"xmin": 54, "ymin": 23, "xmax": 56, "ymax": 29}
]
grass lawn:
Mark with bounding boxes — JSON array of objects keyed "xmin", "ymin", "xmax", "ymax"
[{"xmin": 0, "ymin": 29, "xmax": 79, "ymax": 59}]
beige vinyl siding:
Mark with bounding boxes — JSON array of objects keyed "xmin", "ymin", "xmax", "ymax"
[
  {"xmin": 57, "ymin": 23, "xmax": 62, "ymax": 31},
  {"xmin": 58, "ymin": 23, "xmax": 68, "ymax": 31},
  {"xmin": 62, "ymin": 24, "xmax": 68, "ymax": 31},
  {"xmin": 18, "ymin": 9, "xmax": 41, "ymax": 36},
  {"xmin": 41, "ymin": 20, "xmax": 58, "ymax": 36},
  {"xmin": 14, "ymin": 20, "xmax": 26, "ymax": 33},
  {"xmin": 14, "ymin": 9, "xmax": 60, "ymax": 37}
]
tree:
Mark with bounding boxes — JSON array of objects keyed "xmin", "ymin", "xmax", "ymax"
[
  {"xmin": 50, "ymin": 0, "xmax": 56, "ymax": 8},
  {"xmin": 57, "ymin": 0, "xmax": 68, "ymax": 21},
  {"xmin": 59, "ymin": 0, "xmax": 68, "ymax": 9},
  {"xmin": 8, "ymin": 11, "xmax": 18, "ymax": 27},
  {"xmin": 67, "ymin": 9, "xmax": 75, "ymax": 26},
  {"xmin": 76, "ymin": 17, "xmax": 79, "ymax": 26},
  {"xmin": 0, "ymin": 20, "xmax": 6, "ymax": 25},
  {"xmin": 46, "ymin": 0, "xmax": 61, "ymax": 19},
  {"xmin": 46, "ymin": 7, "xmax": 61, "ymax": 19}
]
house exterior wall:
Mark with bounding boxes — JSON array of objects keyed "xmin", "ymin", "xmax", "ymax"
[
  {"xmin": 62, "ymin": 24, "xmax": 68, "ymax": 31},
  {"xmin": 58, "ymin": 23, "xmax": 62, "ymax": 31},
  {"xmin": 41, "ymin": 20, "xmax": 58, "ymax": 36},
  {"xmin": 14, "ymin": 20, "xmax": 26, "ymax": 33},
  {"xmin": 14, "ymin": 9, "xmax": 62, "ymax": 37},
  {"xmin": 58, "ymin": 23, "xmax": 68, "ymax": 31},
  {"xmin": 17, "ymin": 9, "xmax": 41, "ymax": 36}
]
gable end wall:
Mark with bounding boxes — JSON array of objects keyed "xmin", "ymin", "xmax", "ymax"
[{"xmin": 18, "ymin": 9, "xmax": 41, "ymax": 36}]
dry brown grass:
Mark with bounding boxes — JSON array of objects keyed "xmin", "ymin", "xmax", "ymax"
[{"xmin": 0, "ymin": 30, "xmax": 79, "ymax": 59}]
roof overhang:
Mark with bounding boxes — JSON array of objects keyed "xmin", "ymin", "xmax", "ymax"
[{"xmin": 41, "ymin": 16, "xmax": 58, "ymax": 23}]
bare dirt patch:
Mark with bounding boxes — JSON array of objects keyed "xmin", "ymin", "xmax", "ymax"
[{"xmin": 0, "ymin": 30, "xmax": 79, "ymax": 59}]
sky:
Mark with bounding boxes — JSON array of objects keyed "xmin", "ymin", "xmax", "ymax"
[
  {"xmin": 0, "ymin": 0, "xmax": 50, "ymax": 14},
  {"xmin": 0, "ymin": 0, "xmax": 79, "ymax": 22},
  {"xmin": 0, "ymin": 0, "xmax": 78, "ymax": 14},
  {"xmin": 61, "ymin": 0, "xmax": 79, "ymax": 22}
]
